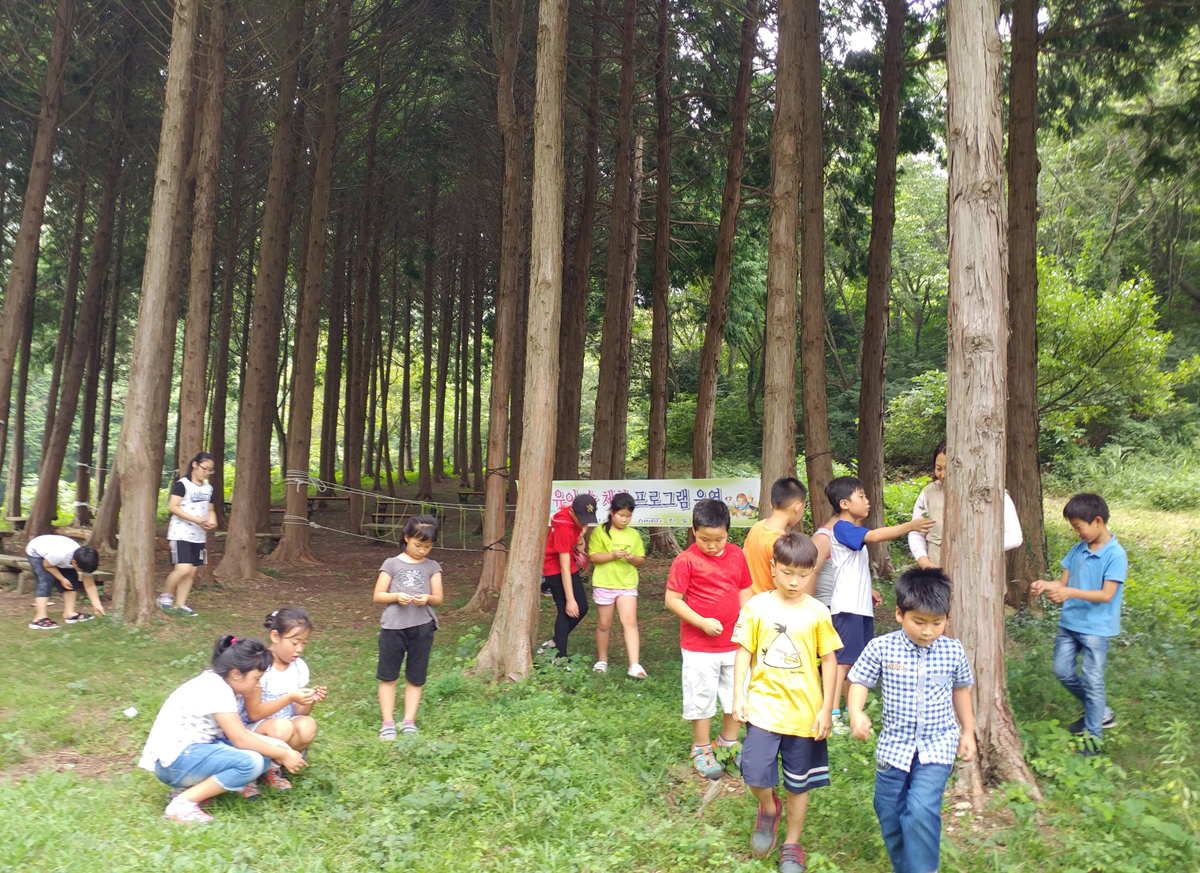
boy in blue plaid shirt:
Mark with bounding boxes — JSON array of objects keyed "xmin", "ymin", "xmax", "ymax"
[{"xmin": 847, "ymin": 568, "xmax": 975, "ymax": 873}]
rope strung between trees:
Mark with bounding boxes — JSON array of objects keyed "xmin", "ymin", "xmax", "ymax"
[{"xmin": 280, "ymin": 516, "xmax": 491, "ymax": 552}]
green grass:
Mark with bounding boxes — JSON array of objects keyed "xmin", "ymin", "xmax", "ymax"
[{"xmin": 2, "ymin": 505, "xmax": 1199, "ymax": 871}]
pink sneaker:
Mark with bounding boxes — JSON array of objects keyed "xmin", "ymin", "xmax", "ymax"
[{"xmin": 163, "ymin": 798, "xmax": 214, "ymax": 824}]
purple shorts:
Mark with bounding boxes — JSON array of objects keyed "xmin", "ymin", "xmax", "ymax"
[{"xmin": 592, "ymin": 587, "xmax": 638, "ymax": 606}]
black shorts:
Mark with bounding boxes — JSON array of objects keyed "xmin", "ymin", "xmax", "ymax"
[
  {"xmin": 170, "ymin": 540, "xmax": 207, "ymax": 566},
  {"xmin": 377, "ymin": 622, "xmax": 436, "ymax": 686},
  {"xmin": 740, "ymin": 724, "xmax": 831, "ymax": 794},
  {"xmin": 832, "ymin": 613, "xmax": 874, "ymax": 665}
]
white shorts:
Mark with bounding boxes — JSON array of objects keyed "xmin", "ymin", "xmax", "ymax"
[
  {"xmin": 592, "ymin": 586, "xmax": 638, "ymax": 606},
  {"xmin": 680, "ymin": 648, "xmax": 736, "ymax": 720}
]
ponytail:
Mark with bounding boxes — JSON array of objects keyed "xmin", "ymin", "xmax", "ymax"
[{"xmin": 211, "ymin": 635, "xmax": 272, "ymax": 677}]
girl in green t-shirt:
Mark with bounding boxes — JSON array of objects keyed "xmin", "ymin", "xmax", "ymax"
[{"xmin": 588, "ymin": 493, "xmax": 648, "ymax": 679}]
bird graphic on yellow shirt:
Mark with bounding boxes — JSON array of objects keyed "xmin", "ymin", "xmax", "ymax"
[{"xmin": 760, "ymin": 622, "xmax": 804, "ymax": 670}]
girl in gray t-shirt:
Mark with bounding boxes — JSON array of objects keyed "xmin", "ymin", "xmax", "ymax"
[{"xmin": 373, "ymin": 515, "xmax": 444, "ymax": 740}]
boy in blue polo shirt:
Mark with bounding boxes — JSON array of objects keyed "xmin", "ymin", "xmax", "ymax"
[{"xmin": 1032, "ymin": 492, "xmax": 1127, "ymax": 754}]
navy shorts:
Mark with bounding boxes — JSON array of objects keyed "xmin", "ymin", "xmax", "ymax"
[
  {"xmin": 833, "ymin": 613, "xmax": 874, "ymax": 665},
  {"xmin": 31, "ymin": 562, "xmax": 80, "ymax": 598},
  {"xmin": 170, "ymin": 540, "xmax": 207, "ymax": 566},
  {"xmin": 740, "ymin": 724, "xmax": 830, "ymax": 794},
  {"xmin": 377, "ymin": 622, "xmax": 436, "ymax": 686}
]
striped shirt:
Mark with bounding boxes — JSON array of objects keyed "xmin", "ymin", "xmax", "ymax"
[{"xmin": 847, "ymin": 630, "xmax": 974, "ymax": 770}]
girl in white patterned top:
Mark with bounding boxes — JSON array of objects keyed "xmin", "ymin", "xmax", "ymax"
[{"xmin": 240, "ymin": 607, "xmax": 326, "ymax": 789}]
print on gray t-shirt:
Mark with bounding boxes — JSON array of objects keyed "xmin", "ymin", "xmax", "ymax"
[{"xmin": 379, "ymin": 556, "xmax": 441, "ymax": 630}]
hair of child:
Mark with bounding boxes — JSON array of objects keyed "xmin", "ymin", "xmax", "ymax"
[
  {"xmin": 188, "ymin": 451, "xmax": 216, "ymax": 476},
  {"xmin": 72, "ymin": 545, "xmax": 99, "ymax": 574},
  {"xmin": 894, "ymin": 567, "xmax": 953, "ymax": 616},
  {"xmin": 692, "ymin": 498, "xmax": 731, "ymax": 531},
  {"xmin": 1063, "ymin": 492, "xmax": 1109, "ymax": 524},
  {"xmin": 401, "ymin": 514, "xmax": 440, "ymax": 548},
  {"xmin": 933, "ymin": 438, "xmax": 947, "ymax": 467},
  {"xmin": 211, "ymin": 635, "xmax": 272, "ymax": 677},
  {"xmin": 772, "ymin": 531, "xmax": 818, "ymax": 569},
  {"xmin": 264, "ymin": 606, "xmax": 313, "ymax": 636},
  {"xmin": 770, "ymin": 477, "xmax": 808, "ymax": 510},
  {"xmin": 825, "ymin": 476, "xmax": 865, "ymax": 511},
  {"xmin": 603, "ymin": 492, "xmax": 636, "ymax": 535}
]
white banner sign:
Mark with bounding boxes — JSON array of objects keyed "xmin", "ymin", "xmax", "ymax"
[{"xmin": 551, "ymin": 479, "xmax": 762, "ymax": 528}]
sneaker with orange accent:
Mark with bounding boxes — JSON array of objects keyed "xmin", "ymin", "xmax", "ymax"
[
  {"xmin": 751, "ymin": 792, "xmax": 781, "ymax": 855},
  {"xmin": 779, "ymin": 842, "xmax": 807, "ymax": 872},
  {"xmin": 259, "ymin": 767, "xmax": 293, "ymax": 790},
  {"xmin": 690, "ymin": 743, "xmax": 723, "ymax": 780},
  {"xmin": 235, "ymin": 782, "xmax": 262, "ymax": 801}
]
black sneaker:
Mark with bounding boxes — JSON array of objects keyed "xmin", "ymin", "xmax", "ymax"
[
  {"xmin": 1067, "ymin": 710, "xmax": 1116, "ymax": 736},
  {"xmin": 65, "ymin": 613, "xmax": 94, "ymax": 624}
]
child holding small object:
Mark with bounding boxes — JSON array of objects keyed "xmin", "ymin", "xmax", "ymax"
[
  {"xmin": 27, "ymin": 534, "xmax": 103, "ymax": 630},
  {"xmin": 139, "ymin": 636, "xmax": 307, "ymax": 824},
  {"xmin": 847, "ymin": 568, "xmax": 976, "ymax": 873},
  {"xmin": 375, "ymin": 515, "xmax": 443, "ymax": 740},
  {"xmin": 588, "ymin": 492, "xmax": 648, "ymax": 678},
  {"xmin": 239, "ymin": 607, "xmax": 327, "ymax": 789}
]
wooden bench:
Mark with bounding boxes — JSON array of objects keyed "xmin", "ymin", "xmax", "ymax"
[
  {"xmin": 457, "ymin": 491, "xmax": 486, "ymax": 505},
  {"xmin": 307, "ymin": 495, "xmax": 350, "ymax": 512},
  {"xmin": 5, "ymin": 516, "xmax": 27, "ymax": 532},
  {"xmin": 0, "ymin": 554, "xmax": 115, "ymax": 596},
  {"xmin": 213, "ymin": 530, "xmax": 281, "ymax": 555}
]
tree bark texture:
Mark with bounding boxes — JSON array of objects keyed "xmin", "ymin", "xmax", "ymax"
[
  {"xmin": 857, "ymin": 0, "xmax": 905, "ymax": 575},
  {"xmin": 648, "ymin": 0, "xmax": 678, "ymax": 555},
  {"xmin": 608, "ymin": 136, "xmax": 644, "ymax": 476},
  {"xmin": 760, "ymin": 0, "xmax": 802, "ymax": 517},
  {"xmin": 476, "ymin": 0, "xmax": 567, "ymax": 680},
  {"xmin": 944, "ymin": 0, "xmax": 1040, "ymax": 797},
  {"xmin": 270, "ymin": 0, "xmax": 352, "ymax": 563},
  {"xmin": 320, "ymin": 215, "xmax": 347, "ymax": 486},
  {"xmin": 798, "ymin": 0, "xmax": 832, "ymax": 519},
  {"xmin": 97, "ymin": 196, "xmax": 126, "ymax": 504},
  {"xmin": 471, "ymin": 251, "xmax": 484, "ymax": 490},
  {"xmin": 590, "ymin": 0, "xmax": 638, "ymax": 480},
  {"xmin": 177, "ymin": 0, "xmax": 229, "ymax": 475},
  {"xmin": 1005, "ymin": 0, "xmax": 1047, "ymax": 606},
  {"xmin": 508, "ymin": 256, "xmax": 528, "ymax": 503},
  {"xmin": 468, "ymin": 0, "xmax": 525, "ymax": 610},
  {"xmin": 43, "ymin": 172, "xmax": 87, "ymax": 454},
  {"xmin": 417, "ymin": 183, "xmax": 438, "ymax": 500},
  {"xmin": 216, "ymin": 0, "xmax": 305, "ymax": 583},
  {"xmin": 433, "ymin": 238, "xmax": 454, "ymax": 484},
  {"xmin": 553, "ymin": 0, "xmax": 601, "ymax": 480},
  {"xmin": 0, "ymin": 0, "xmax": 76, "ymax": 483},
  {"xmin": 4, "ymin": 307, "xmax": 34, "ymax": 519},
  {"xmin": 113, "ymin": 0, "xmax": 198, "ymax": 622},
  {"xmin": 693, "ymin": 0, "xmax": 760, "ymax": 480}
]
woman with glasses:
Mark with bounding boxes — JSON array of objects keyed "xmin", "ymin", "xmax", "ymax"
[{"xmin": 159, "ymin": 452, "xmax": 219, "ymax": 617}]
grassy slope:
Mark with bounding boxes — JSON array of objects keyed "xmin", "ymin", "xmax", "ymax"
[{"xmin": 1, "ymin": 504, "xmax": 1198, "ymax": 872}]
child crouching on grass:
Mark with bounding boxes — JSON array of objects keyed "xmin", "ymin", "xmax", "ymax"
[
  {"xmin": 847, "ymin": 568, "xmax": 975, "ymax": 873},
  {"xmin": 239, "ymin": 607, "xmax": 327, "ymax": 789},
  {"xmin": 375, "ymin": 515, "xmax": 443, "ymax": 740},
  {"xmin": 139, "ymin": 636, "xmax": 307, "ymax": 824},
  {"xmin": 733, "ymin": 533, "xmax": 842, "ymax": 873}
]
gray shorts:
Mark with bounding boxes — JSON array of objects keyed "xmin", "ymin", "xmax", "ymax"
[{"xmin": 31, "ymin": 562, "xmax": 80, "ymax": 598}]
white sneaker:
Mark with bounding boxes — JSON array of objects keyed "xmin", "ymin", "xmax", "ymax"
[
  {"xmin": 593, "ymin": 660, "xmax": 608, "ymax": 673},
  {"xmin": 157, "ymin": 593, "xmax": 174, "ymax": 611}
]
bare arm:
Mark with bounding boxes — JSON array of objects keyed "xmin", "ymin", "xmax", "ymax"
[
  {"xmin": 79, "ymin": 574, "xmax": 105, "ymax": 616},
  {"xmin": 214, "ymin": 711, "xmax": 307, "ymax": 771},
  {"xmin": 864, "ymin": 517, "xmax": 934, "ymax": 544},
  {"xmin": 952, "ymin": 685, "xmax": 976, "ymax": 760},
  {"xmin": 810, "ymin": 533, "xmax": 831, "ymax": 595},
  {"xmin": 847, "ymin": 682, "xmax": 871, "ymax": 741},
  {"xmin": 664, "ymin": 588, "xmax": 723, "ymax": 636},
  {"xmin": 559, "ymin": 552, "xmax": 579, "ymax": 617},
  {"xmin": 813, "ymin": 651, "xmax": 838, "ymax": 739},
  {"xmin": 413, "ymin": 571, "xmax": 444, "ymax": 607},
  {"xmin": 732, "ymin": 646, "xmax": 753, "ymax": 722},
  {"xmin": 373, "ymin": 570, "xmax": 410, "ymax": 605},
  {"xmin": 1029, "ymin": 569, "xmax": 1070, "ymax": 596},
  {"xmin": 1042, "ymin": 578, "xmax": 1120, "ymax": 604},
  {"xmin": 242, "ymin": 686, "xmax": 317, "ymax": 721},
  {"xmin": 43, "ymin": 559, "xmax": 74, "ymax": 590}
]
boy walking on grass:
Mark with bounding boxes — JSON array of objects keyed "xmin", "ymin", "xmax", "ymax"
[
  {"xmin": 813, "ymin": 476, "xmax": 934, "ymax": 732},
  {"xmin": 733, "ymin": 533, "xmax": 841, "ymax": 873},
  {"xmin": 744, "ymin": 478, "xmax": 808, "ymax": 595},
  {"xmin": 1031, "ymin": 493, "xmax": 1127, "ymax": 755},
  {"xmin": 665, "ymin": 499, "xmax": 753, "ymax": 780},
  {"xmin": 847, "ymin": 568, "xmax": 976, "ymax": 873}
]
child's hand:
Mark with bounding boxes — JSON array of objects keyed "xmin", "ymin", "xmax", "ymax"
[
  {"xmin": 917, "ymin": 556, "xmax": 938, "ymax": 570},
  {"xmin": 1045, "ymin": 586, "xmax": 1072, "ymax": 604},
  {"xmin": 813, "ymin": 709, "xmax": 833, "ymax": 740},
  {"xmin": 566, "ymin": 599, "xmax": 580, "ymax": 618},
  {"xmin": 871, "ymin": 589, "xmax": 883, "ymax": 607},
  {"xmin": 395, "ymin": 592, "xmax": 413, "ymax": 605},
  {"xmin": 312, "ymin": 685, "xmax": 328, "ymax": 702},
  {"xmin": 907, "ymin": 517, "xmax": 935, "ymax": 533},
  {"xmin": 733, "ymin": 701, "xmax": 749, "ymax": 723},
  {"xmin": 411, "ymin": 593, "xmax": 429, "ymax": 605},
  {"xmin": 202, "ymin": 518, "xmax": 218, "ymax": 531},
  {"xmin": 700, "ymin": 617, "xmax": 723, "ymax": 637},
  {"xmin": 850, "ymin": 712, "xmax": 872, "ymax": 742},
  {"xmin": 293, "ymin": 688, "xmax": 319, "ymax": 706},
  {"xmin": 279, "ymin": 748, "xmax": 308, "ymax": 773},
  {"xmin": 957, "ymin": 731, "xmax": 977, "ymax": 762}
]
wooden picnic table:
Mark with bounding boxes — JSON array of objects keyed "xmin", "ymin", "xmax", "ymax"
[
  {"xmin": 307, "ymin": 495, "xmax": 350, "ymax": 512},
  {"xmin": 0, "ymin": 553, "xmax": 115, "ymax": 595},
  {"xmin": 457, "ymin": 491, "xmax": 486, "ymax": 505}
]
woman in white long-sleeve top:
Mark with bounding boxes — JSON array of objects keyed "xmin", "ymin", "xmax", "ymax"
[{"xmin": 909, "ymin": 439, "xmax": 1024, "ymax": 569}]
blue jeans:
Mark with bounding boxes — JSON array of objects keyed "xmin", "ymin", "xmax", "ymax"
[
  {"xmin": 874, "ymin": 754, "xmax": 952, "ymax": 873},
  {"xmin": 153, "ymin": 741, "xmax": 270, "ymax": 792},
  {"xmin": 1053, "ymin": 627, "xmax": 1110, "ymax": 738}
]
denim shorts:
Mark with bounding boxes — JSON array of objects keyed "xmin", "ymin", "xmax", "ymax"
[
  {"xmin": 153, "ymin": 740, "xmax": 270, "ymax": 792},
  {"xmin": 31, "ymin": 562, "xmax": 80, "ymax": 598}
]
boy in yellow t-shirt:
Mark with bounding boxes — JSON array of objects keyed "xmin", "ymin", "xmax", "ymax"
[
  {"xmin": 744, "ymin": 478, "xmax": 808, "ymax": 594},
  {"xmin": 732, "ymin": 533, "xmax": 842, "ymax": 872},
  {"xmin": 588, "ymin": 493, "xmax": 648, "ymax": 678}
]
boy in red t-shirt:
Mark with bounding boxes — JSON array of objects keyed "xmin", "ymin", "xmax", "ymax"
[
  {"xmin": 665, "ymin": 498, "xmax": 754, "ymax": 779},
  {"xmin": 540, "ymin": 493, "xmax": 599, "ymax": 660}
]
